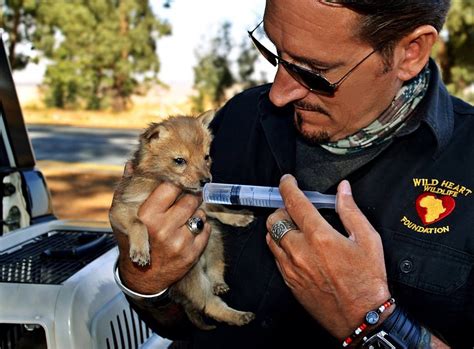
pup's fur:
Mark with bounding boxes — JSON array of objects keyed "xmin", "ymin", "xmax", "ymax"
[{"xmin": 109, "ymin": 111, "xmax": 255, "ymax": 329}]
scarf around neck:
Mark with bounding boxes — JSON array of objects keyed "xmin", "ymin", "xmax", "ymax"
[{"xmin": 320, "ymin": 66, "xmax": 431, "ymax": 155}]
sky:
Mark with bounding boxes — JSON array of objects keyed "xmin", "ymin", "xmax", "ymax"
[
  {"xmin": 12, "ymin": 0, "xmax": 271, "ymax": 98},
  {"xmin": 156, "ymin": 0, "xmax": 269, "ymax": 91}
]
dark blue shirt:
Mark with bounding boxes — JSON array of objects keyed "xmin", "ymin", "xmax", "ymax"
[{"xmin": 130, "ymin": 59, "xmax": 474, "ymax": 349}]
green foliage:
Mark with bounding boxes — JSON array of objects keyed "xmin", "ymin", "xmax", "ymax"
[
  {"xmin": 191, "ymin": 21, "xmax": 267, "ymax": 112},
  {"xmin": 237, "ymin": 36, "xmax": 267, "ymax": 90},
  {"xmin": 0, "ymin": 0, "xmax": 38, "ymax": 70},
  {"xmin": 34, "ymin": 0, "xmax": 171, "ymax": 111},
  {"xmin": 434, "ymin": 1, "xmax": 474, "ymax": 103},
  {"xmin": 191, "ymin": 22, "xmax": 235, "ymax": 113}
]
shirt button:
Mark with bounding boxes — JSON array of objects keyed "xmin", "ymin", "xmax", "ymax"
[{"xmin": 399, "ymin": 259, "xmax": 414, "ymax": 273}]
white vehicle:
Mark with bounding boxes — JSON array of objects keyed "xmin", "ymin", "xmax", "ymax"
[{"xmin": 0, "ymin": 39, "xmax": 170, "ymax": 349}]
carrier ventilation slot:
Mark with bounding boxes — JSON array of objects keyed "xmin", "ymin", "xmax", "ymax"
[
  {"xmin": 0, "ymin": 230, "xmax": 116, "ymax": 285},
  {"xmin": 106, "ymin": 305, "xmax": 152, "ymax": 349}
]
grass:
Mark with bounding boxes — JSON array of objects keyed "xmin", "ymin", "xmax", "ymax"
[{"xmin": 23, "ymin": 100, "xmax": 194, "ymax": 129}]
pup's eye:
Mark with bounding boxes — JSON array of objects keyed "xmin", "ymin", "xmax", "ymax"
[
  {"xmin": 204, "ymin": 155, "xmax": 210, "ymax": 161},
  {"xmin": 174, "ymin": 157, "xmax": 187, "ymax": 165}
]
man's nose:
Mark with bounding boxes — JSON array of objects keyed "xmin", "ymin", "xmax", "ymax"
[{"xmin": 269, "ymin": 65, "xmax": 309, "ymax": 107}]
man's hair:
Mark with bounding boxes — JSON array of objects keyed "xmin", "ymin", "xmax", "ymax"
[{"xmin": 331, "ymin": 0, "xmax": 451, "ymax": 69}]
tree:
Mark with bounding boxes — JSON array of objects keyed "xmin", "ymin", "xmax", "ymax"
[
  {"xmin": 191, "ymin": 21, "xmax": 268, "ymax": 112},
  {"xmin": 34, "ymin": 0, "xmax": 171, "ymax": 111},
  {"xmin": 434, "ymin": 1, "xmax": 474, "ymax": 102},
  {"xmin": 237, "ymin": 36, "xmax": 267, "ymax": 90},
  {"xmin": 191, "ymin": 21, "xmax": 235, "ymax": 112},
  {"xmin": 0, "ymin": 0, "xmax": 38, "ymax": 70}
]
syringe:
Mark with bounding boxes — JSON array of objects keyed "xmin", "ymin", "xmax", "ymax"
[{"xmin": 202, "ymin": 183, "xmax": 336, "ymax": 209}]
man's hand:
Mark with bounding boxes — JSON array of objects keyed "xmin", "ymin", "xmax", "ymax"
[
  {"xmin": 266, "ymin": 175, "xmax": 392, "ymax": 340},
  {"xmin": 113, "ymin": 167, "xmax": 211, "ymax": 295}
]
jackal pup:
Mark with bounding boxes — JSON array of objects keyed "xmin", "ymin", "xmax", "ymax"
[{"xmin": 109, "ymin": 111, "xmax": 255, "ymax": 329}]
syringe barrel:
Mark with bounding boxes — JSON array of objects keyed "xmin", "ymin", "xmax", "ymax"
[{"xmin": 202, "ymin": 183, "xmax": 336, "ymax": 209}]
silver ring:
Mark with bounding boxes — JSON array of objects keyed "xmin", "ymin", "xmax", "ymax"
[
  {"xmin": 270, "ymin": 219, "xmax": 297, "ymax": 245},
  {"xmin": 186, "ymin": 216, "xmax": 204, "ymax": 235}
]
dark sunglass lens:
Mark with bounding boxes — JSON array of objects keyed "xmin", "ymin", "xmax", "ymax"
[
  {"xmin": 250, "ymin": 36, "xmax": 277, "ymax": 67},
  {"xmin": 298, "ymin": 69, "xmax": 334, "ymax": 94},
  {"xmin": 283, "ymin": 62, "xmax": 334, "ymax": 95}
]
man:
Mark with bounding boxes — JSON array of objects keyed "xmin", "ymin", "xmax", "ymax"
[{"xmin": 113, "ymin": 0, "xmax": 473, "ymax": 348}]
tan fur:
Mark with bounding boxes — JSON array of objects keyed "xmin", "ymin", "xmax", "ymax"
[{"xmin": 109, "ymin": 111, "xmax": 255, "ymax": 329}]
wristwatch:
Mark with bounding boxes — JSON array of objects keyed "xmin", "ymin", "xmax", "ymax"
[{"xmin": 361, "ymin": 330, "xmax": 406, "ymax": 349}]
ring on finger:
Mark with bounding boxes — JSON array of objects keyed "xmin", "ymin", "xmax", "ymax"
[
  {"xmin": 270, "ymin": 219, "xmax": 297, "ymax": 245},
  {"xmin": 186, "ymin": 216, "xmax": 204, "ymax": 235}
]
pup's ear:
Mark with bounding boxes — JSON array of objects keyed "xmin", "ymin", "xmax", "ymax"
[
  {"xmin": 141, "ymin": 123, "xmax": 168, "ymax": 142},
  {"xmin": 197, "ymin": 109, "xmax": 216, "ymax": 128}
]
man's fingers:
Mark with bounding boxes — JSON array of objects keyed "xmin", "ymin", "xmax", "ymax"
[
  {"xmin": 336, "ymin": 180, "xmax": 378, "ymax": 243},
  {"xmin": 266, "ymin": 233, "xmax": 289, "ymax": 265},
  {"xmin": 139, "ymin": 182, "xmax": 183, "ymax": 219},
  {"xmin": 266, "ymin": 208, "xmax": 300, "ymax": 249},
  {"xmin": 266, "ymin": 208, "xmax": 290, "ymax": 231},
  {"xmin": 169, "ymin": 193, "xmax": 203, "ymax": 226},
  {"xmin": 192, "ymin": 219, "xmax": 212, "ymax": 251},
  {"xmin": 279, "ymin": 174, "xmax": 331, "ymax": 234}
]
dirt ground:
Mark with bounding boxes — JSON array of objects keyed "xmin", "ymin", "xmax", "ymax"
[{"xmin": 37, "ymin": 161, "xmax": 123, "ymax": 223}]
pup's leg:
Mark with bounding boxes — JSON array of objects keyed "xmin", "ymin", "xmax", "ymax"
[
  {"xmin": 127, "ymin": 218, "xmax": 150, "ymax": 266},
  {"xmin": 202, "ymin": 203, "xmax": 254, "ymax": 227},
  {"xmin": 110, "ymin": 203, "xmax": 150, "ymax": 266},
  {"xmin": 184, "ymin": 305, "xmax": 216, "ymax": 330},
  {"xmin": 174, "ymin": 261, "xmax": 255, "ymax": 327},
  {"xmin": 204, "ymin": 225, "xmax": 229, "ymax": 295},
  {"xmin": 203, "ymin": 294, "xmax": 255, "ymax": 326}
]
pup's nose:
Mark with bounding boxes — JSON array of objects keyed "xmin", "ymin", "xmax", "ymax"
[{"xmin": 200, "ymin": 178, "xmax": 211, "ymax": 187}]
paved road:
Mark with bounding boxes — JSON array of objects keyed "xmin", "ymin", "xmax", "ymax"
[{"xmin": 27, "ymin": 124, "xmax": 140, "ymax": 166}]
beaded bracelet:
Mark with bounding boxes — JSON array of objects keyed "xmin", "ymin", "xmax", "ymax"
[{"xmin": 341, "ymin": 297, "xmax": 396, "ymax": 348}]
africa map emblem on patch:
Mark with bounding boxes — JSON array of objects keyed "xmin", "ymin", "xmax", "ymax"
[
  {"xmin": 415, "ymin": 192, "xmax": 455, "ymax": 225},
  {"xmin": 400, "ymin": 178, "xmax": 472, "ymax": 234}
]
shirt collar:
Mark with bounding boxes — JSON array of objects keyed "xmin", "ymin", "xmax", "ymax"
[
  {"xmin": 397, "ymin": 58, "xmax": 454, "ymax": 155},
  {"xmin": 257, "ymin": 58, "xmax": 454, "ymax": 167},
  {"xmin": 257, "ymin": 86, "xmax": 296, "ymax": 175}
]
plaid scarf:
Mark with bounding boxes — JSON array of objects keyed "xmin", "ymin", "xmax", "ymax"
[{"xmin": 320, "ymin": 66, "xmax": 430, "ymax": 155}]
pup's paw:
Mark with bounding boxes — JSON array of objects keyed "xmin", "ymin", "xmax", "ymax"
[
  {"xmin": 236, "ymin": 311, "xmax": 255, "ymax": 326},
  {"xmin": 213, "ymin": 282, "xmax": 230, "ymax": 295},
  {"xmin": 230, "ymin": 209, "xmax": 254, "ymax": 227},
  {"xmin": 129, "ymin": 244, "xmax": 150, "ymax": 266}
]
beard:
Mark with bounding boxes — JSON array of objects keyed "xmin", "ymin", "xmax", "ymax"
[{"xmin": 294, "ymin": 105, "xmax": 331, "ymax": 146}]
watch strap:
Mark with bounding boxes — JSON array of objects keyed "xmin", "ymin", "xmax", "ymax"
[{"xmin": 379, "ymin": 306, "xmax": 421, "ymax": 349}]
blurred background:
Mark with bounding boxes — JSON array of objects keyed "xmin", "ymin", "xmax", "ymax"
[{"xmin": 1, "ymin": 0, "xmax": 472, "ymax": 223}]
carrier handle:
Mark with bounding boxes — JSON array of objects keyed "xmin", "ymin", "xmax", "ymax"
[{"xmin": 42, "ymin": 233, "xmax": 108, "ymax": 258}]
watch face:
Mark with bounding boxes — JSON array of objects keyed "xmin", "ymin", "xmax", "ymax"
[
  {"xmin": 365, "ymin": 341, "xmax": 393, "ymax": 349},
  {"xmin": 362, "ymin": 332, "xmax": 397, "ymax": 349},
  {"xmin": 365, "ymin": 310, "xmax": 380, "ymax": 325}
]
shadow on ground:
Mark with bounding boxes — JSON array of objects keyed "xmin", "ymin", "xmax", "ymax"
[{"xmin": 39, "ymin": 162, "xmax": 122, "ymax": 222}]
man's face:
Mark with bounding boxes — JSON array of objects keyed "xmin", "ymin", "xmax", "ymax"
[{"xmin": 264, "ymin": 0, "xmax": 404, "ymax": 143}]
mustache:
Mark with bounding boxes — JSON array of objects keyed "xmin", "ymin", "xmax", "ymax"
[{"xmin": 293, "ymin": 102, "xmax": 331, "ymax": 117}]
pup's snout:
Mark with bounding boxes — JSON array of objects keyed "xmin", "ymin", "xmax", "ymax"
[{"xmin": 200, "ymin": 177, "xmax": 211, "ymax": 187}]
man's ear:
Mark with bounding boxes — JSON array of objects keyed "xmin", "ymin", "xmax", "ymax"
[
  {"xmin": 197, "ymin": 109, "xmax": 216, "ymax": 128},
  {"xmin": 394, "ymin": 25, "xmax": 438, "ymax": 81}
]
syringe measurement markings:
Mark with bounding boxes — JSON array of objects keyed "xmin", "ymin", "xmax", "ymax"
[
  {"xmin": 268, "ymin": 187, "xmax": 275, "ymax": 207},
  {"xmin": 210, "ymin": 190, "xmax": 230, "ymax": 204}
]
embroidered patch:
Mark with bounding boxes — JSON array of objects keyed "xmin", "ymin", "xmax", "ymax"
[
  {"xmin": 400, "ymin": 178, "xmax": 472, "ymax": 234},
  {"xmin": 415, "ymin": 193, "xmax": 455, "ymax": 225}
]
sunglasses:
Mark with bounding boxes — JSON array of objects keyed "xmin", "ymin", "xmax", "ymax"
[{"xmin": 248, "ymin": 20, "xmax": 377, "ymax": 96}]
